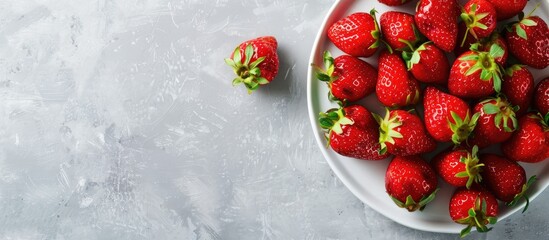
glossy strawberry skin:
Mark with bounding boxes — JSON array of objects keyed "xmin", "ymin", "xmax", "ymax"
[
  {"xmin": 408, "ymin": 42, "xmax": 450, "ymax": 85},
  {"xmin": 328, "ymin": 12, "xmax": 379, "ymax": 57},
  {"xmin": 329, "ymin": 105, "xmax": 389, "ymax": 161},
  {"xmin": 379, "ymin": 110, "xmax": 437, "ymax": 156},
  {"xmin": 415, "ymin": 0, "xmax": 460, "ymax": 52},
  {"xmin": 449, "ymin": 186, "xmax": 498, "ymax": 223},
  {"xmin": 385, "ymin": 155, "xmax": 438, "ymax": 210},
  {"xmin": 331, "ymin": 55, "xmax": 377, "ymax": 102},
  {"xmin": 233, "ymin": 36, "xmax": 278, "ymax": 82},
  {"xmin": 432, "ymin": 148, "xmax": 474, "ymax": 187},
  {"xmin": 448, "ymin": 51, "xmax": 495, "ymax": 99},
  {"xmin": 535, "ymin": 78, "xmax": 549, "ymax": 116},
  {"xmin": 468, "ymin": 98, "xmax": 516, "ymax": 148},
  {"xmin": 462, "ymin": 0, "xmax": 497, "ymax": 39},
  {"xmin": 378, "ymin": 0, "xmax": 412, "ymax": 6},
  {"xmin": 423, "ymin": 87, "xmax": 473, "ymax": 142},
  {"xmin": 376, "ymin": 50, "xmax": 420, "ymax": 107},
  {"xmin": 502, "ymin": 113, "xmax": 549, "ymax": 163},
  {"xmin": 502, "ymin": 66, "xmax": 534, "ymax": 117},
  {"xmin": 380, "ymin": 11, "xmax": 419, "ymax": 51},
  {"xmin": 506, "ymin": 16, "xmax": 549, "ymax": 69},
  {"xmin": 486, "ymin": 0, "xmax": 527, "ymax": 20},
  {"xmin": 480, "ymin": 154, "xmax": 528, "ymax": 202}
]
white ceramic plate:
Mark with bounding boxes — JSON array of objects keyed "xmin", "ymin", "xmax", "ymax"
[{"xmin": 307, "ymin": 0, "xmax": 549, "ymax": 234}]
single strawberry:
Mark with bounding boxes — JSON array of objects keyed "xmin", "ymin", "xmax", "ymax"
[
  {"xmin": 373, "ymin": 108, "xmax": 436, "ymax": 156},
  {"xmin": 319, "ymin": 105, "xmax": 389, "ymax": 160},
  {"xmin": 402, "ymin": 41, "xmax": 450, "ymax": 85},
  {"xmin": 449, "ymin": 186, "xmax": 498, "ymax": 237},
  {"xmin": 423, "ymin": 87, "xmax": 480, "ymax": 144},
  {"xmin": 380, "ymin": 11, "xmax": 422, "ymax": 52},
  {"xmin": 485, "ymin": 0, "xmax": 526, "ymax": 20},
  {"xmin": 328, "ymin": 10, "xmax": 381, "ymax": 58},
  {"xmin": 506, "ymin": 15, "xmax": 549, "ymax": 69},
  {"xmin": 501, "ymin": 65, "xmax": 535, "ymax": 116},
  {"xmin": 448, "ymin": 43, "xmax": 504, "ymax": 99},
  {"xmin": 313, "ymin": 51, "xmax": 377, "ymax": 103},
  {"xmin": 469, "ymin": 97, "xmax": 518, "ymax": 148},
  {"xmin": 455, "ymin": 30, "xmax": 508, "ymax": 66},
  {"xmin": 432, "ymin": 145, "xmax": 483, "ymax": 189},
  {"xmin": 378, "ymin": 0, "xmax": 412, "ymax": 6},
  {"xmin": 480, "ymin": 154, "xmax": 536, "ymax": 212},
  {"xmin": 460, "ymin": 0, "xmax": 498, "ymax": 41},
  {"xmin": 502, "ymin": 113, "xmax": 549, "ymax": 163},
  {"xmin": 225, "ymin": 36, "xmax": 279, "ymax": 93},
  {"xmin": 534, "ymin": 77, "xmax": 549, "ymax": 116},
  {"xmin": 415, "ymin": 0, "xmax": 460, "ymax": 52},
  {"xmin": 376, "ymin": 50, "xmax": 421, "ymax": 107},
  {"xmin": 385, "ymin": 155, "xmax": 439, "ymax": 212}
]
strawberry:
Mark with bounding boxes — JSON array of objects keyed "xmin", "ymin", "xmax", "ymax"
[
  {"xmin": 328, "ymin": 10, "xmax": 381, "ymax": 58},
  {"xmin": 469, "ymin": 97, "xmax": 518, "ymax": 148},
  {"xmin": 506, "ymin": 15, "xmax": 549, "ymax": 69},
  {"xmin": 313, "ymin": 51, "xmax": 377, "ymax": 103},
  {"xmin": 501, "ymin": 65, "xmax": 535, "ymax": 117},
  {"xmin": 378, "ymin": 0, "xmax": 412, "ymax": 6},
  {"xmin": 415, "ymin": 0, "xmax": 460, "ymax": 52},
  {"xmin": 423, "ymin": 87, "xmax": 480, "ymax": 144},
  {"xmin": 376, "ymin": 50, "xmax": 421, "ymax": 107},
  {"xmin": 448, "ymin": 43, "xmax": 504, "ymax": 99},
  {"xmin": 534, "ymin": 77, "xmax": 549, "ymax": 116},
  {"xmin": 502, "ymin": 113, "xmax": 549, "ymax": 163},
  {"xmin": 449, "ymin": 186, "xmax": 498, "ymax": 237},
  {"xmin": 455, "ymin": 30, "xmax": 508, "ymax": 66},
  {"xmin": 480, "ymin": 154, "xmax": 536, "ymax": 212},
  {"xmin": 380, "ymin": 11, "xmax": 422, "ymax": 52},
  {"xmin": 225, "ymin": 36, "xmax": 279, "ymax": 94},
  {"xmin": 385, "ymin": 155, "xmax": 439, "ymax": 212},
  {"xmin": 319, "ymin": 105, "xmax": 389, "ymax": 160},
  {"xmin": 432, "ymin": 145, "xmax": 483, "ymax": 188},
  {"xmin": 485, "ymin": 0, "xmax": 526, "ymax": 20},
  {"xmin": 402, "ymin": 41, "xmax": 450, "ymax": 85},
  {"xmin": 460, "ymin": 0, "xmax": 497, "ymax": 40},
  {"xmin": 373, "ymin": 109, "xmax": 436, "ymax": 156}
]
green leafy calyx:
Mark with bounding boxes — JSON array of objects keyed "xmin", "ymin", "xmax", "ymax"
[
  {"xmin": 225, "ymin": 44, "xmax": 268, "ymax": 94},
  {"xmin": 448, "ymin": 111, "xmax": 480, "ymax": 145},
  {"xmin": 457, "ymin": 197, "xmax": 498, "ymax": 238},
  {"xmin": 373, "ymin": 108, "xmax": 403, "ymax": 155},
  {"xmin": 454, "ymin": 145, "xmax": 484, "ymax": 189}
]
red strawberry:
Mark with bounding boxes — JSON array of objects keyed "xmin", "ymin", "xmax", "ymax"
[
  {"xmin": 506, "ymin": 15, "xmax": 549, "ymax": 69},
  {"xmin": 460, "ymin": 0, "xmax": 497, "ymax": 40},
  {"xmin": 449, "ymin": 186, "xmax": 498, "ymax": 237},
  {"xmin": 455, "ymin": 30, "xmax": 508, "ymax": 66},
  {"xmin": 378, "ymin": 0, "xmax": 412, "ymax": 6},
  {"xmin": 535, "ymin": 77, "xmax": 549, "ymax": 116},
  {"xmin": 423, "ymin": 87, "xmax": 480, "ymax": 144},
  {"xmin": 502, "ymin": 65, "xmax": 535, "ymax": 117},
  {"xmin": 402, "ymin": 41, "xmax": 450, "ymax": 85},
  {"xmin": 385, "ymin": 155, "xmax": 438, "ymax": 212},
  {"xmin": 415, "ymin": 0, "xmax": 460, "ymax": 52},
  {"xmin": 502, "ymin": 113, "xmax": 549, "ymax": 163},
  {"xmin": 225, "ymin": 36, "xmax": 279, "ymax": 93},
  {"xmin": 313, "ymin": 51, "xmax": 377, "ymax": 103},
  {"xmin": 486, "ymin": 0, "xmax": 526, "ymax": 20},
  {"xmin": 469, "ymin": 97, "xmax": 518, "ymax": 148},
  {"xmin": 373, "ymin": 109, "xmax": 436, "ymax": 156},
  {"xmin": 480, "ymin": 154, "xmax": 536, "ymax": 211},
  {"xmin": 432, "ymin": 145, "xmax": 483, "ymax": 188},
  {"xmin": 328, "ymin": 10, "xmax": 381, "ymax": 57},
  {"xmin": 380, "ymin": 11, "xmax": 422, "ymax": 52},
  {"xmin": 376, "ymin": 50, "xmax": 421, "ymax": 107},
  {"xmin": 448, "ymin": 44, "xmax": 504, "ymax": 99},
  {"xmin": 319, "ymin": 105, "xmax": 389, "ymax": 160}
]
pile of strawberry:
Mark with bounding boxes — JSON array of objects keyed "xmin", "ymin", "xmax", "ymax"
[{"xmin": 314, "ymin": 0, "xmax": 548, "ymax": 237}]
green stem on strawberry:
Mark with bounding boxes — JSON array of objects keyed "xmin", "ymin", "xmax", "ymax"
[
  {"xmin": 318, "ymin": 108, "xmax": 354, "ymax": 146},
  {"xmin": 508, "ymin": 175, "xmax": 537, "ymax": 213},
  {"xmin": 457, "ymin": 197, "xmax": 498, "ymax": 238},
  {"xmin": 390, "ymin": 188, "xmax": 439, "ymax": 212},
  {"xmin": 460, "ymin": 43, "xmax": 504, "ymax": 93},
  {"xmin": 460, "ymin": 3, "xmax": 489, "ymax": 41},
  {"xmin": 454, "ymin": 145, "xmax": 484, "ymax": 189},
  {"xmin": 369, "ymin": 8, "xmax": 381, "ymax": 50},
  {"xmin": 225, "ymin": 44, "xmax": 268, "ymax": 94},
  {"xmin": 402, "ymin": 42, "xmax": 429, "ymax": 70},
  {"xmin": 312, "ymin": 51, "xmax": 343, "ymax": 106},
  {"xmin": 373, "ymin": 108, "xmax": 403, "ymax": 155},
  {"xmin": 448, "ymin": 111, "xmax": 480, "ymax": 145},
  {"xmin": 481, "ymin": 97, "xmax": 519, "ymax": 132}
]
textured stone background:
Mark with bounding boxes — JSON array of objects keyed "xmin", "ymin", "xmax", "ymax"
[{"xmin": 0, "ymin": 0, "xmax": 547, "ymax": 239}]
